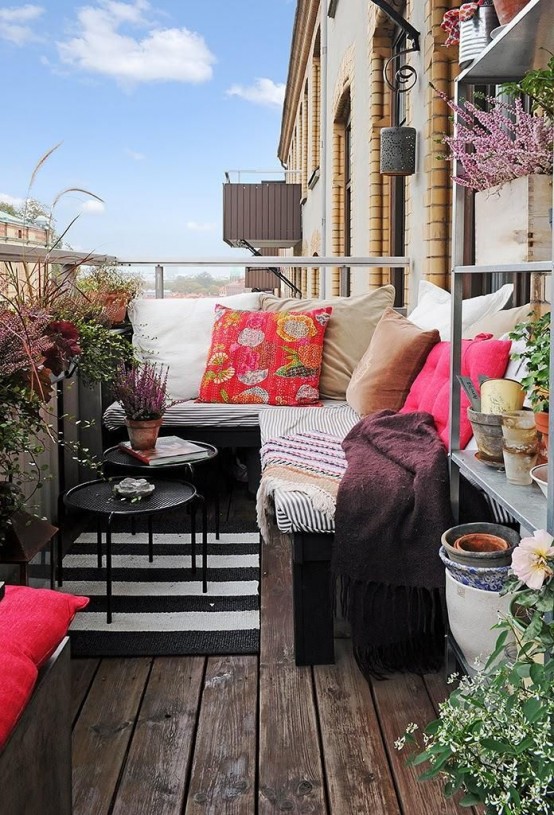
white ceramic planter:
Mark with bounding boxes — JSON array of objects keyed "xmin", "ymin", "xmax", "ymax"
[{"xmin": 445, "ymin": 569, "xmax": 514, "ymax": 673}]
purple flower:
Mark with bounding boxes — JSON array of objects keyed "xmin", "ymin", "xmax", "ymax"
[{"xmin": 111, "ymin": 361, "xmax": 183, "ymax": 420}]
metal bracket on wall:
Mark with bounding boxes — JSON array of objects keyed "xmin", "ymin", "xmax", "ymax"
[{"xmin": 369, "ymin": 1, "xmax": 421, "ymax": 93}]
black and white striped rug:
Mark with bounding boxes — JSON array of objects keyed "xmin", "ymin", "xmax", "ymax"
[{"xmin": 62, "ymin": 531, "xmax": 260, "ymax": 657}]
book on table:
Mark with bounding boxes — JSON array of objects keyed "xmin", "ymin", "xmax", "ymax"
[{"xmin": 118, "ymin": 435, "xmax": 211, "ymax": 466}]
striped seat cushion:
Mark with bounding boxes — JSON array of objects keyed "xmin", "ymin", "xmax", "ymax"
[
  {"xmin": 103, "ymin": 399, "xmax": 353, "ymax": 432},
  {"xmin": 259, "ymin": 404, "xmax": 359, "ymax": 535}
]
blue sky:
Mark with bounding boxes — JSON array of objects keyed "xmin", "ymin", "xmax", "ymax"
[{"xmin": 0, "ymin": 1, "xmax": 295, "ymax": 265}]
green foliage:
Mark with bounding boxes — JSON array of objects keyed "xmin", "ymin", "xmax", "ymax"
[
  {"xmin": 396, "ymin": 536, "xmax": 554, "ymax": 815},
  {"xmin": 501, "ymin": 54, "xmax": 554, "ymax": 121},
  {"xmin": 509, "ymin": 311, "xmax": 550, "ymax": 412},
  {"xmin": 77, "ymin": 264, "xmax": 144, "ymax": 300},
  {"xmin": 75, "ymin": 321, "xmax": 136, "ymax": 388}
]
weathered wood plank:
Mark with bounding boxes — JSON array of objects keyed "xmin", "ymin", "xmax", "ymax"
[
  {"xmin": 314, "ymin": 639, "xmax": 401, "ymax": 815},
  {"xmin": 371, "ymin": 672, "xmax": 468, "ymax": 815},
  {"xmin": 112, "ymin": 656, "xmax": 205, "ymax": 815},
  {"xmin": 260, "ymin": 527, "xmax": 296, "ymax": 666},
  {"xmin": 259, "ymin": 527, "xmax": 326, "ymax": 814},
  {"xmin": 259, "ymin": 663, "xmax": 327, "ymax": 814},
  {"xmin": 71, "ymin": 657, "xmax": 100, "ymax": 725},
  {"xmin": 185, "ymin": 655, "xmax": 258, "ymax": 815},
  {"xmin": 72, "ymin": 658, "xmax": 151, "ymax": 815}
]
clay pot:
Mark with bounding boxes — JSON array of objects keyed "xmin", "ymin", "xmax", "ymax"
[
  {"xmin": 491, "ymin": 0, "xmax": 530, "ymax": 25},
  {"xmin": 441, "ymin": 522, "xmax": 519, "ymax": 569},
  {"xmin": 467, "ymin": 408, "xmax": 503, "ymax": 463},
  {"xmin": 454, "ymin": 533, "xmax": 509, "ymax": 553},
  {"xmin": 124, "ymin": 418, "xmax": 162, "ymax": 451}
]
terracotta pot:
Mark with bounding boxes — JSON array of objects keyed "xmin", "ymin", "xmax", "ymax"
[
  {"xmin": 534, "ymin": 411, "xmax": 549, "ymax": 463},
  {"xmin": 124, "ymin": 418, "xmax": 162, "ymax": 451},
  {"xmin": 491, "ymin": 0, "xmax": 530, "ymax": 25},
  {"xmin": 441, "ymin": 522, "xmax": 519, "ymax": 569},
  {"xmin": 102, "ymin": 293, "xmax": 128, "ymax": 325},
  {"xmin": 454, "ymin": 533, "xmax": 508, "ymax": 553}
]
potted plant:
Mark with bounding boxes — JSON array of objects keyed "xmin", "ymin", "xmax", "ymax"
[
  {"xmin": 509, "ymin": 310, "xmax": 550, "ymax": 458},
  {"xmin": 77, "ymin": 265, "xmax": 144, "ymax": 325},
  {"xmin": 436, "ymin": 68, "xmax": 554, "ymax": 264},
  {"xmin": 110, "ymin": 361, "xmax": 183, "ymax": 450},
  {"xmin": 396, "ymin": 530, "xmax": 554, "ymax": 814},
  {"xmin": 440, "ymin": 1, "xmax": 498, "ymax": 68}
]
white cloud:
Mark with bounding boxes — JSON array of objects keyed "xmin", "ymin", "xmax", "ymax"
[
  {"xmin": 56, "ymin": 0, "xmax": 216, "ymax": 87},
  {"xmin": 0, "ymin": 4, "xmax": 44, "ymax": 45},
  {"xmin": 0, "ymin": 193, "xmax": 25, "ymax": 208},
  {"xmin": 186, "ymin": 221, "xmax": 216, "ymax": 232},
  {"xmin": 226, "ymin": 78, "xmax": 285, "ymax": 108},
  {"xmin": 80, "ymin": 200, "xmax": 106, "ymax": 214},
  {"xmin": 125, "ymin": 148, "xmax": 145, "ymax": 161}
]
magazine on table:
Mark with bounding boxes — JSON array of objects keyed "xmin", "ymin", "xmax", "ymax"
[{"xmin": 118, "ymin": 435, "xmax": 211, "ymax": 466}]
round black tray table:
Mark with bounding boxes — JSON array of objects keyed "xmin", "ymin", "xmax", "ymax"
[
  {"xmin": 63, "ymin": 478, "xmax": 205, "ymax": 623},
  {"xmin": 103, "ymin": 441, "xmax": 220, "ymax": 539}
]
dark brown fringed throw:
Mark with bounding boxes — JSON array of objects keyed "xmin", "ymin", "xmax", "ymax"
[{"xmin": 332, "ymin": 410, "xmax": 454, "ymax": 678}]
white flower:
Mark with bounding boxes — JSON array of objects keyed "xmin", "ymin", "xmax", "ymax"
[{"xmin": 511, "ymin": 529, "xmax": 554, "ymax": 589}]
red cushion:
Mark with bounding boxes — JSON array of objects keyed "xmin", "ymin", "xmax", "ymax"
[
  {"xmin": 400, "ymin": 335, "xmax": 512, "ymax": 448},
  {"xmin": 0, "ymin": 648, "xmax": 38, "ymax": 749},
  {"xmin": 198, "ymin": 305, "xmax": 332, "ymax": 405},
  {"xmin": 0, "ymin": 585, "xmax": 89, "ymax": 667}
]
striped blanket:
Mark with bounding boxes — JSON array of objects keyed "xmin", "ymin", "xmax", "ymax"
[{"xmin": 256, "ymin": 430, "xmax": 347, "ymax": 540}]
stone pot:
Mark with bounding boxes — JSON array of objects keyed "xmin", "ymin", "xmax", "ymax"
[
  {"xmin": 467, "ymin": 408, "xmax": 503, "ymax": 463},
  {"xmin": 535, "ymin": 410, "xmax": 549, "ymax": 463},
  {"xmin": 492, "ymin": 0, "xmax": 530, "ymax": 25},
  {"xmin": 441, "ymin": 522, "xmax": 519, "ymax": 569},
  {"xmin": 124, "ymin": 418, "xmax": 162, "ymax": 451}
]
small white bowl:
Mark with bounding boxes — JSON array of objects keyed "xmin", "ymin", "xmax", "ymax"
[{"xmin": 530, "ymin": 464, "xmax": 548, "ymax": 498}]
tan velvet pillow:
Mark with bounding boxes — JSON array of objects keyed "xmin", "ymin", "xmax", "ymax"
[
  {"xmin": 463, "ymin": 303, "xmax": 532, "ymax": 339},
  {"xmin": 260, "ymin": 285, "xmax": 395, "ymax": 399},
  {"xmin": 346, "ymin": 308, "xmax": 440, "ymax": 416}
]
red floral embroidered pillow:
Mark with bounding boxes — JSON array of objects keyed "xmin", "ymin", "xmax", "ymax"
[{"xmin": 198, "ymin": 305, "xmax": 332, "ymax": 405}]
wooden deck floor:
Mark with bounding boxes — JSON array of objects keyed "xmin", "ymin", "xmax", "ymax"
[{"xmin": 69, "ymin": 514, "xmax": 473, "ymax": 815}]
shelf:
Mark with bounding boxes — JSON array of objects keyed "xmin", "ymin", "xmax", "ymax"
[
  {"xmin": 453, "ymin": 262, "xmax": 552, "ymax": 276},
  {"xmin": 452, "ymin": 451, "xmax": 547, "ymax": 532},
  {"xmin": 458, "ymin": 0, "xmax": 552, "ymax": 85}
]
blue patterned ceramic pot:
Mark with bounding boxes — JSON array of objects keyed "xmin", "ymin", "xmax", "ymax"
[{"xmin": 439, "ymin": 545, "xmax": 511, "ymax": 592}]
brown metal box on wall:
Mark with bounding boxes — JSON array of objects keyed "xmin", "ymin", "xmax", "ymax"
[{"xmin": 223, "ymin": 182, "xmax": 301, "ymax": 248}]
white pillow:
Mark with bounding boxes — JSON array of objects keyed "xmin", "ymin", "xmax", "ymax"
[
  {"xmin": 128, "ymin": 293, "xmax": 262, "ymax": 400},
  {"xmin": 408, "ymin": 280, "xmax": 514, "ymax": 341}
]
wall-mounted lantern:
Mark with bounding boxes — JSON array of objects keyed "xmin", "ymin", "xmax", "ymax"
[{"xmin": 380, "ymin": 126, "xmax": 416, "ymax": 176}]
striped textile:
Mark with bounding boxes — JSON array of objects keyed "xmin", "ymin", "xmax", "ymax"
[
  {"xmin": 257, "ymin": 430, "xmax": 348, "ymax": 540},
  {"xmin": 258, "ymin": 405, "xmax": 359, "ymax": 536},
  {"xmin": 103, "ymin": 399, "xmax": 353, "ymax": 432},
  {"xmin": 61, "ymin": 532, "xmax": 260, "ymax": 657}
]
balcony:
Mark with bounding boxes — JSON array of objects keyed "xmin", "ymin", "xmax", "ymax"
[{"xmin": 222, "ymin": 173, "xmax": 301, "ymax": 249}]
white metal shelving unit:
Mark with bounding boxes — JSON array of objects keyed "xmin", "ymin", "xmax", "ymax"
[{"xmin": 449, "ymin": 0, "xmax": 553, "ymax": 536}]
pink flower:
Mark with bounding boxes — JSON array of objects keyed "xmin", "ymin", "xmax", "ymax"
[{"xmin": 511, "ymin": 530, "xmax": 554, "ymax": 589}]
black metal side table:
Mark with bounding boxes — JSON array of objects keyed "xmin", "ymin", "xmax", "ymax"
[
  {"xmin": 103, "ymin": 441, "xmax": 221, "ymax": 539},
  {"xmin": 63, "ymin": 478, "xmax": 206, "ymax": 623}
]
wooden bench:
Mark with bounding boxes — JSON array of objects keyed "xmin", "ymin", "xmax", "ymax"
[{"xmin": 0, "ymin": 638, "xmax": 72, "ymax": 815}]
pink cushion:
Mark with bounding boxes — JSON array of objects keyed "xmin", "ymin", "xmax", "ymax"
[
  {"xmin": 400, "ymin": 335, "xmax": 512, "ymax": 448},
  {"xmin": 0, "ymin": 585, "xmax": 89, "ymax": 668},
  {"xmin": 199, "ymin": 305, "xmax": 332, "ymax": 405},
  {"xmin": 0, "ymin": 649, "xmax": 38, "ymax": 749}
]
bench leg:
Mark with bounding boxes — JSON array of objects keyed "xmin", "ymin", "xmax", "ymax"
[{"xmin": 292, "ymin": 533, "xmax": 335, "ymax": 666}]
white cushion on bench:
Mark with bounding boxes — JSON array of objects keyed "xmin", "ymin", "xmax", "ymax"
[{"xmin": 128, "ymin": 293, "xmax": 262, "ymax": 402}]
